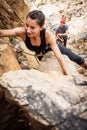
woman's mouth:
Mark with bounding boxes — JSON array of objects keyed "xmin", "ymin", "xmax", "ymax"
[{"xmin": 27, "ymin": 32, "xmax": 32, "ymax": 37}]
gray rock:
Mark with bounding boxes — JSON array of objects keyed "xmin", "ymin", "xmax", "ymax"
[{"xmin": 0, "ymin": 69, "xmax": 87, "ymax": 130}]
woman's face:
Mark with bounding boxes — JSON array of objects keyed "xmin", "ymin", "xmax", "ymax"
[{"xmin": 25, "ymin": 17, "xmax": 43, "ymax": 38}]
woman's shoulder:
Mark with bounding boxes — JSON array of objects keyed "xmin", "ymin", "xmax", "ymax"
[
  {"xmin": 45, "ymin": 29, "xmax": 55, "ymax": 44},
  {"xmin": 45, "ymin": 29, "xmax": 53, "ymax": 38}
]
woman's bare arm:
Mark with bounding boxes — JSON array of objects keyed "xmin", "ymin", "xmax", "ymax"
[
  {"xmin": 0, "ymin": 27, "xmax": 26, "ymax": 40},
  {"xmin": 46, "ymin": 30, "xmax": 71, "ymax": 76}
]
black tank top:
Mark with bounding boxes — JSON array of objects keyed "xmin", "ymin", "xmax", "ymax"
[{"xmin": 25, "ymin": 29, "xmax": 47, "ymax": 54}]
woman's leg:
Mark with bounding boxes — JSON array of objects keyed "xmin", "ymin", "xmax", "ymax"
[{"xmin": 58, "ymin": 43, "xmax": 84, "ymax": 65}]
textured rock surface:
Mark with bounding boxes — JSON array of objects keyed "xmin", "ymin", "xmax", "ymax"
[
  {"xmin": 0, "ymin": 91, "xmax": 31, "ymax": 130},
  {"xmin": 0, "ymin": 0, "xmax": 28, "ymax": 29},
  {"xmin": 0, "ymin": 69, "xmax": 87, "ymax": 130},
  {"xmin": 0, "ymin": 38, "xmax": 21, "ymax": 74}
]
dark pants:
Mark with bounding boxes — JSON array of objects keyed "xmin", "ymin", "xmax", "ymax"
[
  {"xmin": 58, "ymin": 43, "xmax": 84, "ymax": 65},
  {"xmin": 39, "ymin": 43, "xmax": 84, "ymax": 65}
]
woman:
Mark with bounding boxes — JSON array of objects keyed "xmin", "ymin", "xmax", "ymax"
[{"xmin": 0, "ymin": 10, "xmax": 86, "ymax": 75}]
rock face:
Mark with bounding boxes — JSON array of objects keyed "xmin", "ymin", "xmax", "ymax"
[
  {"xmin": 0, "ymin": 92, "xmax": 30, "ymax": 130},
  {"xmin": 0, "ymin": 69, "xmax": 87, "ymax": 130},
  {"xmin": 11, "ymin": 38, "xmax": 40, "ymax": 69},
  {"xmin": 0, "ymin": 0, "xmax": 29, "ymax": 29},
  {"xmin": 0, "ymin": 38, "xmax": 21, "ymax": 75}
]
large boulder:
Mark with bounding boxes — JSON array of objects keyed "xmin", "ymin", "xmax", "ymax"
[{"xmin": 0, "ymin": 68, "xmax": 87, "ymax": 130}]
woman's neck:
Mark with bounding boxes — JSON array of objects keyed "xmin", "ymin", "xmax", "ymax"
[{"xmin": 30, "ymin": 34, "xmax": 41, "ymax": 46}]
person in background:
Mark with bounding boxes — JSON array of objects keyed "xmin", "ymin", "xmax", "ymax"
[
  {"xmin": 0, "ymin": 10, "xmax": 71, "ymax": 76},
  {"xmin": 56, "ymin": 17, "xmax": 68, "ymax": 47}
]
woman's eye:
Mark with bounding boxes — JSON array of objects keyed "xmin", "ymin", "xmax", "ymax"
[{"xmin": 31, "ymin": 26, "xmax": 35, "ymax": 30}]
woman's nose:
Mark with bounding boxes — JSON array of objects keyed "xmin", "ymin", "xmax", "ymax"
[{"xmin": 27, "ymin": 27, "xmax": 31, "ymax": 33}]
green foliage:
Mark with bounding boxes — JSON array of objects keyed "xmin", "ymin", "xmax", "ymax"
[{"xmin": 9, "ymin": 36, "xmax": 14, "ymax": 42}]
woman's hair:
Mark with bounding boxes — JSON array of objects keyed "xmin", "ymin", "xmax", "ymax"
[{"xmin": 26, "ymin": 10, "xmax": 45, "ymax": 27}]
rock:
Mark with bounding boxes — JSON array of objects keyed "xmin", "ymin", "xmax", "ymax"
[
  {"xmin": 0, "ymin": 38, "xmax": 21, "ymax": 75},
  {"xmin": 11, "ymin": 38, "xmax": 40, "ymax": 69},
  {"xmin": 37, "ymin": 51, "xmax": 80, "ymax": 76},
  {"xmin": 0, "ymin": 0, "xmax": 87, "ymax": 129},
  {"xmin": 72, "ymin": 31, "xmax": 87, "ymax": 54},
  {"xmin": 0, "ymin": 69, "xmax": 87, "ymax": 130},
  {"xmin": 5, "ymin": 0, "xmax": 29, "ymax": 21},
  {"xmin": 0, "ymin": 0, "xmax": 29, "ymax": 29}
]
